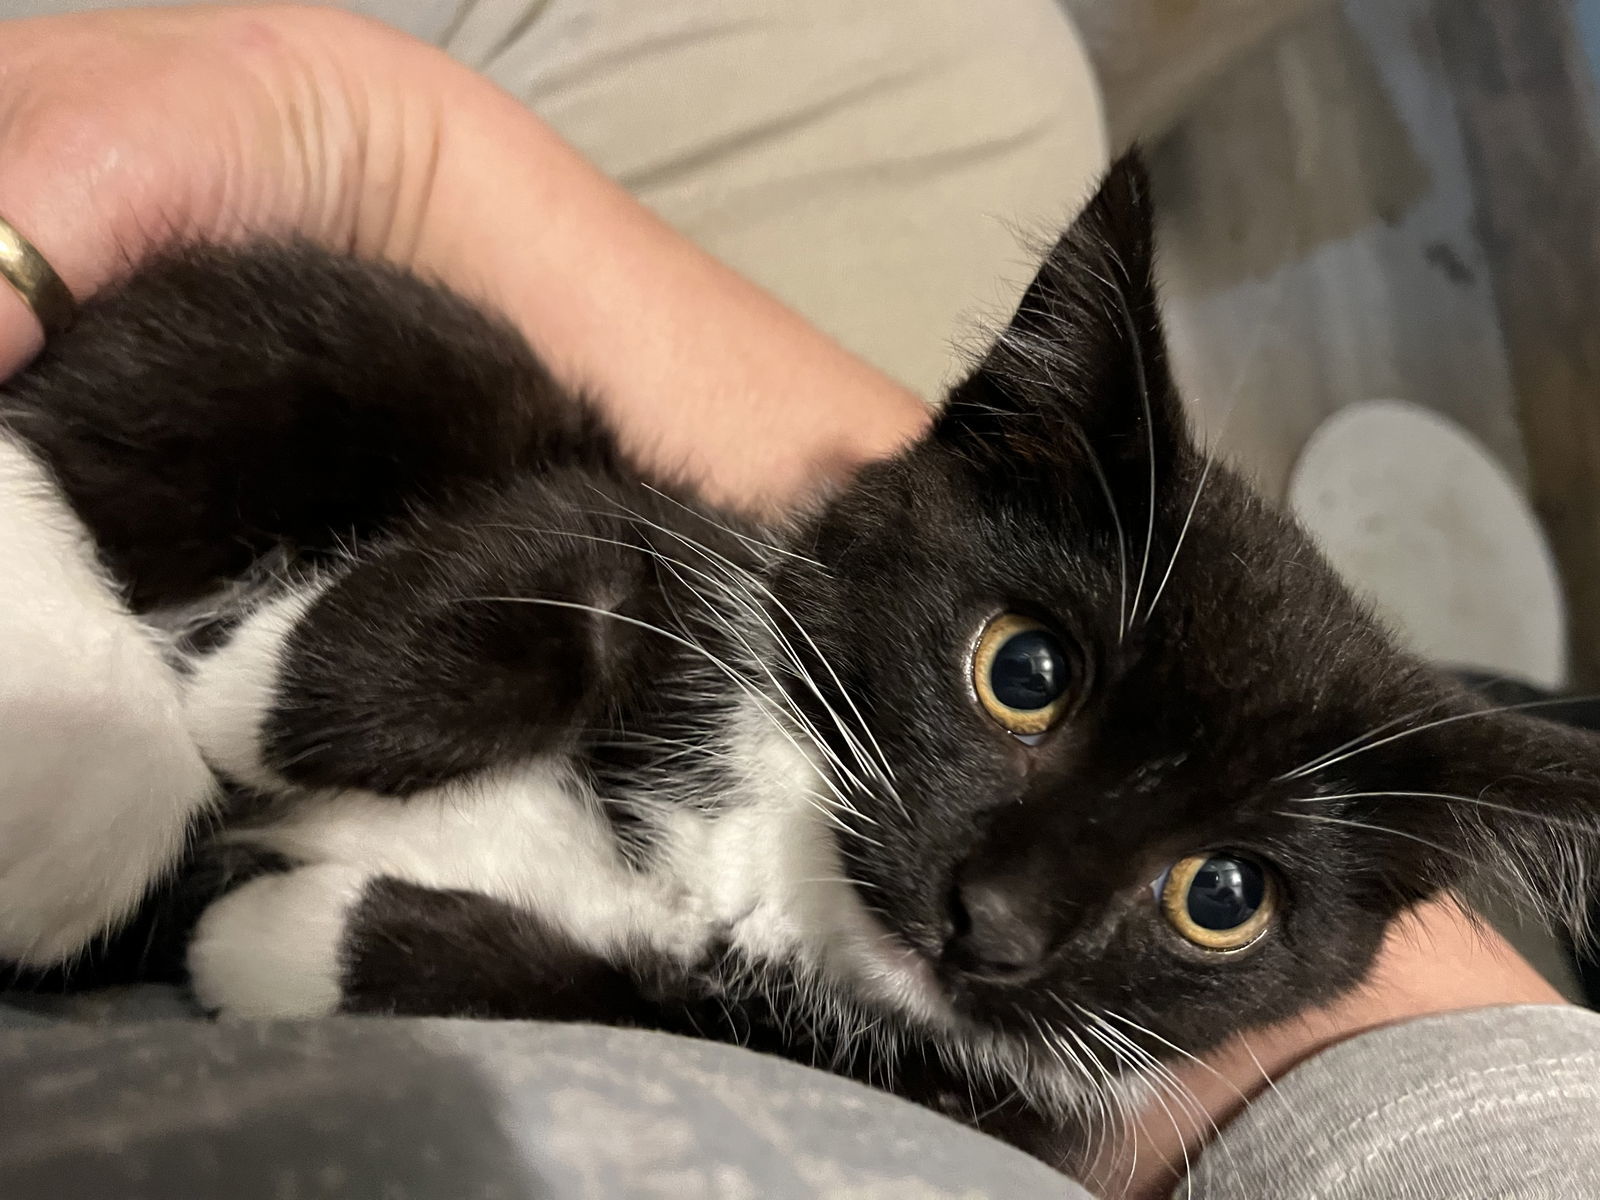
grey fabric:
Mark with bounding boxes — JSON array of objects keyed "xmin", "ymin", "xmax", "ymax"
[
  {"xmin": 0, "ymin": 1017, "xmax": 1081, "ymax": 1199},
  {"xmin": 8, "ymin": 1000, "xmax": 1600, "ymax": 1197},
  {"xmin": 1187, "ymin": 1004, "xmax": 1600, "ymax": 1199}
]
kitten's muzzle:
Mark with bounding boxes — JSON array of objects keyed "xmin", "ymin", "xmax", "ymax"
[
  {"xmin": 935, "ymin": 797, "xmax": 1136, "ymax": 987},
  {"xmin": 942, "ymin": 839, "xmax": 1064, "ymax": 984}
]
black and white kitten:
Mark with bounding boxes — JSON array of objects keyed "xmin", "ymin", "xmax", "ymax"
[{"xmin": 3, "ymin": 159, "xmax": 1597, "ymax": 1169}]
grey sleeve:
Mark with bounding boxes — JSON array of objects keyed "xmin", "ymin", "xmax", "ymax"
[
  {"xmin": 1186, "ymin": 1004, "xmax": 1600, "ymax": 1199},
  {"xmin": 0, "ymin": 1016, "xmax": 1083, "ymax": 1200}
]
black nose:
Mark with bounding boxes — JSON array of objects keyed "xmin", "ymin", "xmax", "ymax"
[{"xmin": 944, "ymin": 857, "xmax": 1059, "ymax": 981}]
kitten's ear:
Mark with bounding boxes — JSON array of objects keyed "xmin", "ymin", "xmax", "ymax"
[
  {"xmin": 936, "ymin": 154, "xmax": 1185, "ymax": 474},
  {"xmin": 1350, "ymin": 702, "xmax": 1600, "ymax": 934}
]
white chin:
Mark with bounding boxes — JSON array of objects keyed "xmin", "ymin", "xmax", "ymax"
[{"xmin": 830, "ymin": 907, "xmax": 953, "ymax": 1028}]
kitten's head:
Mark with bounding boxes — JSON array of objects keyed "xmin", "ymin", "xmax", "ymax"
[{"xmin": 777, "ymin": 157, "xmax": 1600, "ymax": 1097}]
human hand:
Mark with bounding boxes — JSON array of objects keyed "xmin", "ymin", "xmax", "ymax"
[
  {"xmin": 0, "ymin": 6, "xmax": 426, "ymax": 372},
  {"xmin": 0, "ymin": 5, "xmax": 928, "ymax": 510},
  {"xmin": 1085, "ymin": 895, "xmax": 1566, "ymax": 1199}
]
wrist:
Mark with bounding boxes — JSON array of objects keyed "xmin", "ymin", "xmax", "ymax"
[{"xmin": 1088, "ymin": 895, "xmax": 1566, "ymax": 1199}]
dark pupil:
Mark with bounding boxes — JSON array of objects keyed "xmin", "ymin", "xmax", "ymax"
[
  {"xmin": 1185, "ymin": 856, "xmax": 1265, "ymax": 931},
  {"xmin": 989, "ymin": 629, "xmax": 1068, "ymax": 711}
]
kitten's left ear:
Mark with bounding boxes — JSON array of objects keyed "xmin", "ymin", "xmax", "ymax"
[
  {"xmin": 1353, "ymin": 702, "xmax": 1600, "ymax": 932},
  {"xmin": 936, "ymin": 154, "xmax": 1186, "ymax": 476}
]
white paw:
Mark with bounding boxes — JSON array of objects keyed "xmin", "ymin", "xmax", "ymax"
[
  {"xmin": 183, "ymin": 585, "xmax": 322, "ymax": 794},
  {"xmin": 188, "ymin": 863, "xmax": 371, "ymax": 1018},
  {"xmin": 0, "ymin": 438, "xmax": 216, "ymax": 966}
]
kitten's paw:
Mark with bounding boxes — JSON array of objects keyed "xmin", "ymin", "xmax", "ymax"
[
  {"xmin": 183, "ymin": 587, "xmax": 321, "ymax": 794},
  {"xmin": 0, "ymin": 439, "xmax": 216, "ymax": 966},
  {"xmin": 189, "ymin": 863, "xmax": 369, "ymax": 1018}
]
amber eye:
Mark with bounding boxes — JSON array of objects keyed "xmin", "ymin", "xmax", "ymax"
[
  {"xmin": 1160, "ymin": 854, "xmax": 1275, "ymax": 951},
  {"xmin": 971, "ymin": 614, "xmax": 1075, "ymax": 736}
]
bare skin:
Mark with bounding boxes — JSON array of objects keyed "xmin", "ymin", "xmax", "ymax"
[{"xmin": 0, "ymin": 7, "xmax": 1569, "ymax": 1193}]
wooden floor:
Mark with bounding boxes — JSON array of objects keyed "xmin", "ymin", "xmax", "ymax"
[
  {"xmin": 1150, "ymin": 0, "xmax": 1600, "ymax": 683},
  {"xmin": 1147, "ymin": 0, "xmax": 1600, "ymax": 996},
  {"xmin": 1151, "ymin": 0, "xmax": 1523, "ymax": 499}
]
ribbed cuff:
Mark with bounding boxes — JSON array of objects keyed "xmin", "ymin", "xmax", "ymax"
[{"xmin": 1186, "ymin": 1005, "xmax": 1600, "ymax": 1199}]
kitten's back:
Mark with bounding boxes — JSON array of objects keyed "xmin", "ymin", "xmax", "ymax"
[{"xmin": 0, "ymin": 244, "xmax": 615, "ymax": 609}]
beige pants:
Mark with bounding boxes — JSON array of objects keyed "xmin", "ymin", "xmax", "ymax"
[
  {"xmin": 16, "ymin": 0, "xmax": 1331, "ymax": 398},
  {"xmin": 417, "ymin": 0, "xmax": 1109, "ymax": 400},
  {"xmin": 365, "ymin": 0, "xmax": 1319, "ymax": 397}
]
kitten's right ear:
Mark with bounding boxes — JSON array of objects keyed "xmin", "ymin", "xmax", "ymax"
[
  {"xmin": 935, "ymin": 155, "xmax": 1185, "ymax": 480},
  {"xmin": 1343, "ymin": 698, "xmax": 1600, "ymax": 935}
]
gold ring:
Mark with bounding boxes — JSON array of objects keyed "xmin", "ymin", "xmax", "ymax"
[{"xmin": 0, "ymin": 215, "xmax": 76, "ymax": 338}]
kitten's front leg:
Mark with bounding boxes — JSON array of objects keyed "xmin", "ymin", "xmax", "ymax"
[
  {"xmin": 191, "ymin": 866, "xmax": 1087, "ymax": 1173},
  {"xmin": 185, "ymin": 694, "xmax": 691, "ymax": 1021},
  {"xmin": 0, "ymin": 438, "xmax": 215, "ymax": 965},
  {"xmin": 183, "ymin": 489, "xmax": 664, "ymax": 798},
  {"xmin": 190, "ymin": 866, "xmax": 661, "ymax": 1024}
]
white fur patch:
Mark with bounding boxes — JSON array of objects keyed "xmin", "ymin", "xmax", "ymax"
[
  {"xmin": 189, "ymin": 863, "xmax": 369, "ymax": 1018},
  {"xmin": 0, "ymin": 437, "xmax": 216, "ymax": 965},
  {"xmin": 183, "ymin": 585, "xmax": 321, "ymax": 791},
  {"xmin": 228, "ymin": 762, "xmax": 704, "ymax": 962},
  {"xmin": 658, "ymin": 705, "xmax": 949, "ymax": 1025}
]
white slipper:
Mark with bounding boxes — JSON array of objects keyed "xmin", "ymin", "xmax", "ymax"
[{"xmin": 1287, "ymin": 400, "xmax": 1567, "ymax": 690}]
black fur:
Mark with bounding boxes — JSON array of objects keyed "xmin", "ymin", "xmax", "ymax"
[
  {"xmin": 258, "ymin": 476, "xmax": 751, "ymax": 795},
  {"xmin": 2, "ymin": 245, "xmax": 614, "ymax": 609},
  {"xmin": 6, "ymin": 158, "xmax": 1600, "ymax": 1176},
  {"xmin": 340, "ymin": 879, "xmax": 661, "ymax": 1023}
]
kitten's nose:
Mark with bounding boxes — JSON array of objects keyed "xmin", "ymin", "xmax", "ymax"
[{"xmin": 944, "ymin": 858, "xmax": 1059, "ymax": 981}]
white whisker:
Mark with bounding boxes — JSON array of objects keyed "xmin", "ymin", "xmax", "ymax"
[
  {"xmin": 1275, "ymin": 809, "xmax": 1468, "ymax": 862},
  {"xmin": 1287, "ymin": 789, "xmax": 1600, "ymax": 838},
  {"xmin": 462, "ymin": 593, "xmax": 879, "ymax": 845},
  {"xmin": 1104, "ymin": 258, "xmax": 1159, "ymax": 628},
  {"xmin": 1143, "ymin": 442, "xmax": 1213, "ymax": 626},
  {"xmin": 1282, "ymin": 693, "xmax": 1600, "ymax": 781},
  {"xmin": 638, "ymin": 481, "xmax": 823, "ymax": 568},
  {"xmin": 1276, "ymin": 695, "xmax": 1449, "ymax": 781},
  {"xmin": 1145, "ymin": 260, "xmax": 1279, "ymax": 627},
  {"xmin": 585, "ymin": 491, "xmax": 903, "ymax": 799}
]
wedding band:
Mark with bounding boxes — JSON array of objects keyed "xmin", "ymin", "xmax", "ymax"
[{"xmin": 0, "ymin": 215, "xmax": 76, "ymax": 337}]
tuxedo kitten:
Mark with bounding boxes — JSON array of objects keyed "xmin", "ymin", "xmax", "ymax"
[{"xmin": 3, "ymin": 158, "xmax": 1597, "ymax": 1171}]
